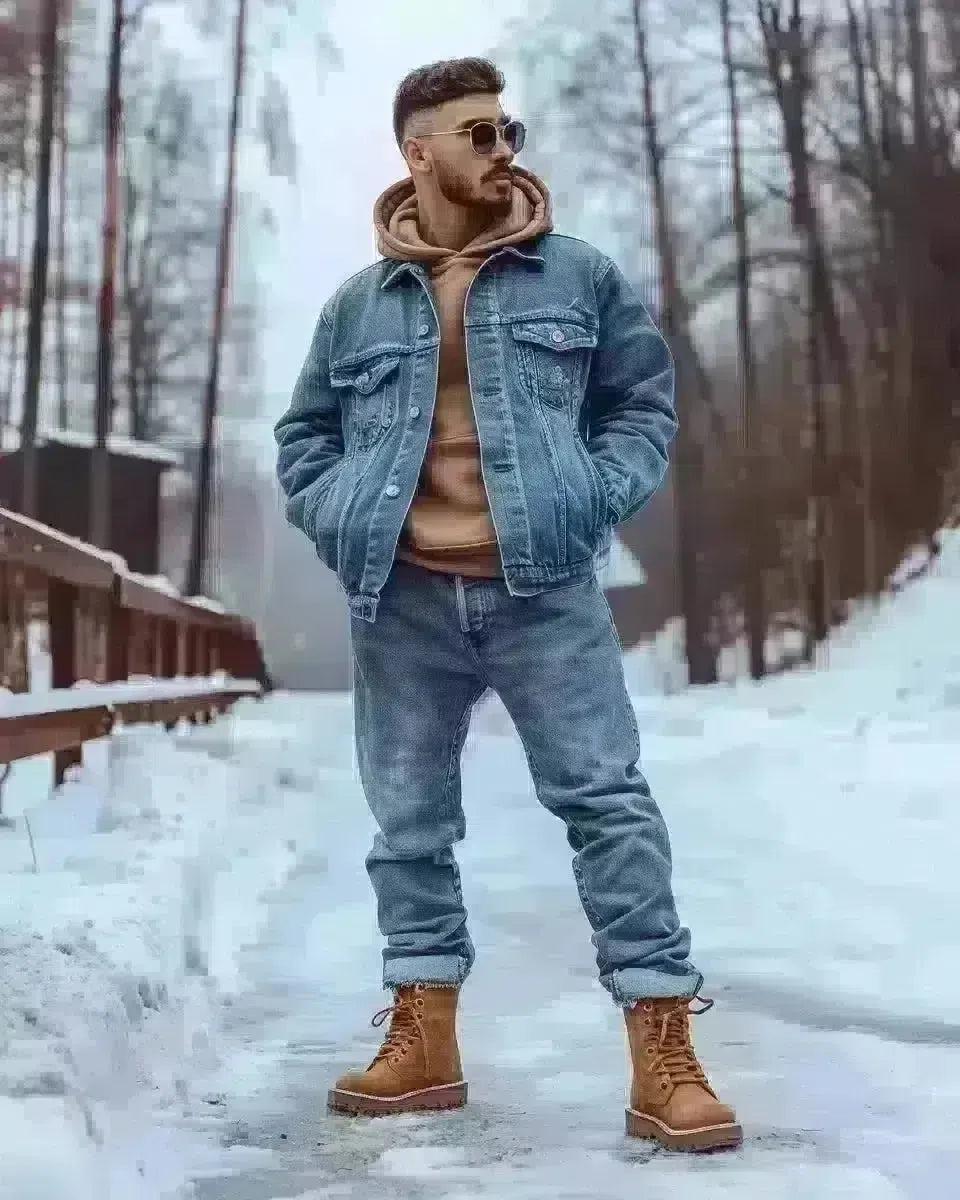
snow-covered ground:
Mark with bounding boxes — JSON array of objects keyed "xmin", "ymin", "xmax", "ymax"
[{"xmin": 1, "ymin": 533, "xmax": 958, "ymax": 1198}]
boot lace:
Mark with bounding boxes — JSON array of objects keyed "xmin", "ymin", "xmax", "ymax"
[
  {"xmin": 650, "ymin": 995, "xmax": 714, "ymax": 1089},
  {"xmin": 370, "ymin": 993, "xmax": 430, "ymax": 1073}
]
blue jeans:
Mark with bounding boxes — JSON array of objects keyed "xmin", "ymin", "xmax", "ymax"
[{"xmin": 349, "ymin": 560, "xmax": 701, "ymax": 1006}]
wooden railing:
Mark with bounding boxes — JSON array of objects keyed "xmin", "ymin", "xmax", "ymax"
[{"xmin": 0, "ymin": 506, "xmax": 270, "ymax": 780}]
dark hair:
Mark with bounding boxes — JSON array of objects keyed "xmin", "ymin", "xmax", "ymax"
[{"xmin": 393, "ymin": 57, "xmax": 505, "ymax": 146}]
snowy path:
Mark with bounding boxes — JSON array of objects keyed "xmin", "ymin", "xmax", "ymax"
[
  {"xmin": 178, "ymin": 667, "xmax": 960, "ymax": 1200},
  {"xmin": 3, "ymin": 536, "xmax": 957, "ymax": 1198}
]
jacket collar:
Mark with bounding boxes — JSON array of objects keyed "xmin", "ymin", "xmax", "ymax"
[{"xmin": 379, "ymin": 240, "xmax": 546, "ymax": 290}]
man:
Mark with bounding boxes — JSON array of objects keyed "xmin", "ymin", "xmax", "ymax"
[{"xmin": 274, "ymin": 57, "xmax": 741, "ymax": 1153}]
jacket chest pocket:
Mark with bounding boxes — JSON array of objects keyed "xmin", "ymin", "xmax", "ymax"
[
  {"xmin": 329, "ymin": 353, "xmax": 400, "ymax": 454},
  {"xmin": 512, "ymin": 318, "xmax": 598, "ymax": 410}
]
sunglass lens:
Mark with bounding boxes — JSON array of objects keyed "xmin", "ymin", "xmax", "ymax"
[
  {"xmin": 469, "ymin": 121, "xmax": 526, "ymax": 154},
  {"xmin": 504, "ymin": 121, "xmax": 525, "ymax": 153},
  {"xmin": 470, "ymin": 122, "xmax": 499, "ymax": 154}
]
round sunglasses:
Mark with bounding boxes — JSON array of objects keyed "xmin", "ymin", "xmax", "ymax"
[{"xmin": 416, "ymin": 119, "xmax": 526, "ymax": 157}]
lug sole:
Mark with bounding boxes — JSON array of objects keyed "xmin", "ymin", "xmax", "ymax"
[
  {"xmin": 328, "ymin": 1080, "xmax": 468, "ymax": 1117},
  {"xmin": 625, "ymin": 1107, "xmax": 743, "ymax": 1151}
]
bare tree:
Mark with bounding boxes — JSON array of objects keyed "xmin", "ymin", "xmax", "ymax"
[
  {"xmin": 1, "ymin": 154, "xmax": 28, "ymax": 428},
  {"xmin": 55, "ymin": 3, "xmax": 70, "ymax": 429},
  {"xmin": 119, "ymin": 69, "xmax": 220, "ymax": 442},
  {"xmin": 758, "ymin": 0, "xmax": 839, "ymax": 649},
  {"xmin": 0, "ymin": 28, "xmax": 32, "ymax": 430},
  {"xmin": 720, "ymin": 0, "xmax": 765, "ymax": 677},
  {"xmin": 19, "ymin": 0, "xmax": 61, "ymax": 518},
  {"xmin": 90, "ymin": 0, "xmax": 124, "ymax": 547},
  {"xmin": 632, "ymin": 0, "xmax": 718, "ymax": 683},
  {"xmin": 185, "ymin": 0, "xmax": 248, "ymax": 597}
]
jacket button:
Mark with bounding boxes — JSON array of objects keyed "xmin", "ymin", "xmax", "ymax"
[
  {"xmin": 417, "ymin": 324, "xmax": 430, "ymax": 336},
  {"xmin": 409, "ymin": 405, "xmax": 421, "ymax": 419},
  {"xmin": 384, "ymin": 484, "xmax": 400, "ymax": 498},
  {"xmin": 551, "ymin": 329, "xmax": 566, "ymax": 343},
  {"xmin": 356, "ymin": 372, "xmax": 370, "ymax": 386}
]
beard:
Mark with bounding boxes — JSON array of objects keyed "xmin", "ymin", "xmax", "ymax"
[{"xmin": 434, "ymin": 160, "xmax": 514, "ymax": 218}]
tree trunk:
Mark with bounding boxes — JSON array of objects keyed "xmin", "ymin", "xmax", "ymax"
[
  {"xmin": 758, "ymin": 0, "xmax": 857, "ymax": 638},
  {"xmin": 845, "ymin": 0, "xmax": 880, "ymax": 595},
  {"xmin": 90, "ymin": 0, "xmax": 124, "ymax": 548},
  {"xmin": 720, "ymin": 0, "xmax": 765, "ymax": 678},
  {"xmin": 632, "ymin": 0, "xmax": 717, "ymax": 684},
  {"xmin": 19, "ymin": 0, "xmax": 61, "ymax": 519},
  {"xmin": 2, "ymin": 116, "xmax": 30, "ymax": 428},
  {"xmin": 0, "ymin": 165, "xmax": 10, "ymax": 425},
  {"xmin": 185, "ymin": 0, "xmax": 248, "ymax": 598},
  {"xmin": 55, "ymin": 11, "xmax": 70, "ymax": 430},
  {"xmin": 804, "ymin": 262, "xmax": 828, "ymax": 658},
  {"xmin": 121, "ymin": 173, "xmax": 140, "ymax": 436},
  {"xmin": 762, "ymin": 0, "xmax": 871, "ymax": 600},
  {"xmin": 903, "ymin": 0, "xmax": 946, "ymax": 539}
]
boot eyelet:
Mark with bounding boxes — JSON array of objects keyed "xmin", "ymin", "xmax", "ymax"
[
  {"xmin": 642, "ymin": 1003, "xmax": 653, "ymax": 1012},
  {"xmin": 646, "ymin": 1047, "xmax": 655, "ymax": 1055},
  {"xmin": 660, "ymin": 1081, "xmax": 669, "ymax": 1090},
  {"xmin": 643, "ymin": 1018, "xmax": 652, "ymax": 1026},
  {"xmin": 415, "ymin": 998, "xmax": 425, "ymax": 1008}
]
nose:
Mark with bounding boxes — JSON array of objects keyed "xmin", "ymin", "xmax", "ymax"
[{"xmin": 490, "ymin": 137, "xmax": 513, "ymax": 165}]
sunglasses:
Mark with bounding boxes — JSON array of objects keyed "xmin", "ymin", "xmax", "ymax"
[{"xmin": 416, "ymin": 119, "xmax": 526, "ymax": 157}]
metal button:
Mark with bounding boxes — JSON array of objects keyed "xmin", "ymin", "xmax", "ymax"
[
  {"xmin": 551, "ymin": 329, "xmax": 566, "ymax": 343},
  {"xmin": 409, "ymin": 406, "xmax": 421, "ymax": 419},
  {"xmin": 384, "ymin": 484, "xmax": 400, "ymax": 498},
  {"xmin": 356, "ymin": 372, "xmax": 370, "ymax": 386},
  {"xmin": 417, "ymin": 323, "xmax": 430, "ymax": 337}
]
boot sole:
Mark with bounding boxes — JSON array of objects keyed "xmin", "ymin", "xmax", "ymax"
[
  {"xmin": 328, "ymin": 1081, "xmax": 468, "ymax": 1116},
  {"xmin": 625, "ymin": 1107, "xmax": 743, "ymax": 1152}
]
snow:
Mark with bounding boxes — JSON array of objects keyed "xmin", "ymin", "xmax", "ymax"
[
  {"xmin": 0, "ymin": 677, "xmax": 261, "ymax": 720},
  {"xmin": 0, "ymin": 424, "xmax": 181, "ymax": 466},
  {"xmin": 0, "ymin": 704, "xmax": 321, "ymax": 1199},
  {"xmin": 599, "ymin": 536, "xmax": 646, "ymax": 586},
  {"xmin": 1, "ymin": 533, "xmax": 958, "ymax": 1197},
  {"xmin": 0, "ymin": 504, "xmax": 125, "ymax": 573}
]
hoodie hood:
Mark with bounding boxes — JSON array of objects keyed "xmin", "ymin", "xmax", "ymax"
[{"xmin": 373, "ymin": 166, "xmax": 553, "ymax": 272}]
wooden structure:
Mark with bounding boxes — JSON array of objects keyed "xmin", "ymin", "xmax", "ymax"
[
  {"xmin": 606, "ymin": 478, "xmax": 678, "ymax": 650},
  {"xmin": 0, "ymin": 505, "xmax": 269, "ymax": 782},
  {"xmin": 0, "ymin": 434, "xmax": 178, "ymax": 575}
]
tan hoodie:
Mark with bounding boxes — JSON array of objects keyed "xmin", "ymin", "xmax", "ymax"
[{"xmin": 374, "ymin": 167, "xmax": 553, "ymax": 578}]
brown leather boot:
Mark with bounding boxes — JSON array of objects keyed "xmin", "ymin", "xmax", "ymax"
[
  {"xmin": 327, "ymin": 983, "xmax": 467, "ymax": 1116},
  {"xmin": 624, "ymin": 994, "xmax": 742, "ymax": 1151}
]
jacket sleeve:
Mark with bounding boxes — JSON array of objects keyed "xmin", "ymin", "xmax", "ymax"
[
  {"xmin": 585, "ymin": 258, "xmax": 678, "ymax": 526},
  {"xmin": 273, "ymin": 303, "xmax": 345, "ymax": 541}
]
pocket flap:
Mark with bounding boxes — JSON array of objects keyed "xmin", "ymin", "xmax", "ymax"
[
  {"xmin": 329, "ymin": 355, "xmax": 401, "ymax": 394},
  {"xmin": 511, "ymin": 320, "xmax": 598, "ymax": 352}
]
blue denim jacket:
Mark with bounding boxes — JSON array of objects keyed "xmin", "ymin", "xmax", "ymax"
[{"xmin": 274, "ymin": 233, "xmax": 677, "ymax": 623}]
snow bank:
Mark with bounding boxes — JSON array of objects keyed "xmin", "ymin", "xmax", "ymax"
[
  {"xmin": 0, "ymin": 703, "xmax": 319, "ymax": 1199},
  {"xmin": 624, "ymin": 529, "xmax": 960, "ymax": 694},
  {"xmin": 628, "ymin": 530, "xmax": 960, "ymax": 1026}
]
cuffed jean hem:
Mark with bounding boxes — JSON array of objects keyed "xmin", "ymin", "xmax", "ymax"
[
  {"xmin": 605, "ymin": 967, "xmax": 704, "ymax": 1007},
  {"xmin": 382, "ymin": 954, "xmax": 471, "ymax": 990}
]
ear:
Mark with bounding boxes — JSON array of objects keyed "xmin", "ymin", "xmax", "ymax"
[{"xmin": 403, "ymin": 136, "xmax": 432, "ymax": 176}]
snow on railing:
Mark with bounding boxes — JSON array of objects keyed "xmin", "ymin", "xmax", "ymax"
[{"xmin": 0, "ymin": 506, "xmax": 269, "ymax": 781}]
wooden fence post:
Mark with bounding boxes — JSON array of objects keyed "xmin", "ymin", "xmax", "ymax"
[
  {"xmin": 107, "ymin": 586, "xmax": 130, "ymax": 683},
  {"xmin": 48, "ymin": 576, "xmax": 81, "ymax": 783},
  {"xmin": 0, "ymin": 563, "xmax": 29, "ymax": 694}
]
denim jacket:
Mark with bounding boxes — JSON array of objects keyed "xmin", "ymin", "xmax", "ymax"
[{"xmin": 274, "ymin": 233, "xmax": 677, "ymax": 623}]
